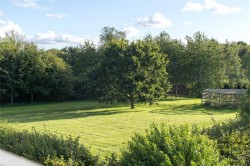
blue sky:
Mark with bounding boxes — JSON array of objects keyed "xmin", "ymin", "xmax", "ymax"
[{"xmin": 0, "ymin": 0, "xmax": 249, "ymax": 49}]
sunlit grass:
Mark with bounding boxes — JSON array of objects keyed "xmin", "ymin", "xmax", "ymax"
[{"xmin": 0, "ymin": 97, "xmax": 238, "ymax": 158}]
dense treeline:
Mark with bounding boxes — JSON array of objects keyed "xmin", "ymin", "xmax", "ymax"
[
  {"xmin": 0, "ymin": 31, "xmax": 75, "ymax": 104},
  {"xmin": 1, "ymin": 28, "xmax": 250, "ymax": 107}
]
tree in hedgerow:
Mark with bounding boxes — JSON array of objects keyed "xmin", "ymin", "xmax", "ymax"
[{"xmin": 94, "ymin": 38, "xmax": 169, "ymax": 109}]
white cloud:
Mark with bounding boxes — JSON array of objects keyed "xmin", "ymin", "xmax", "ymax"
[
  {"xmin": 14, "ymin": 0, "xmax": 46, "ymax": 9},
  {"xmin": 0, "ymin": 20, "xmax": 23, "ymax": 37},
  {"xmin": 46, "ymin": 13, "xmax": 66, "ymax": 19},
  {"xmin": 204, "ymin": 0, "xmax": 241, "ymax": 14},
  {"xmin": 181, "ymin": 2, "xmax": 204, "ymax": 12},
  {"xmin": 181, "ymin": 0, "xmax": 241, "ymax": 14},
  {"xmin": 30, "ymin": 31, "xmax": 99, "ymax": 46},
  {"xmin": 137, "ymin": 12, "xmax": 172, "ymax": 28},
  {"xmin": 123, "ymin": 26, "xmax": 139, "ymax": 36},
  {"xmin": 35, "ymin": 31, "xmax": 56, "ymax": 42},
  {"xmin": 184, "ymin": 21, "xmax": 192, "ymax": 26}
]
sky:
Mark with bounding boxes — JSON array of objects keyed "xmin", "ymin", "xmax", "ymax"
[{"xmin": 0, "ymin": 0, "xmax": 250, "ymax": 49}]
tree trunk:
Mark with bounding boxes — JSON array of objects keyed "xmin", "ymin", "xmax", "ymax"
[
  {"xmin": 31, "ymin": 92, "xmax": 34, "ymax": 103},
  {"xmin": 175, "ymin": 84, "xmax": 178, "ymax": 97},
  {"xmin": 129, "ymin": 94, "xmax": 135, "ymax": 109},
  {"xmin": 174, "ymin": 85, "xmax": 178, "ymax": 97},
  {"xmin": 11, "ymin": 89, "xmax": 14, "ymax": 105}
]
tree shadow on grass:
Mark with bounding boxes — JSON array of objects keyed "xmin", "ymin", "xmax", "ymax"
[
  {"xmin": 149, "ymin": 104, "xmax": 239, "ymax": 115},
  {"xmin": 0, "ymin": 101, "xmax": 125, "ymax": 114},
  {"xmin": 0, "ymin": 102, "xmax": 136, "ymax": 123},
  {"xmin": 158, "ymin": 97, "xmax": 196, "ymax": 102}
]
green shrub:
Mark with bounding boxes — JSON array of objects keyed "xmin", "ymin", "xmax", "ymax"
[
  {"xmin": 205, "ymin": 114, "xmax": 250, "ymax": 137},
  {"xmin": 204, "ymin": 113, "xmax": 250, "ymax": 165},
  {"xmin": 102, "ymin": 153, "xmax": 120, "ymax": 166},
  {"xmin": 44, "ymin": 155, "xmax": 79, "ymax": 166},
  {"xmin": 112, "ymin": 124, "xmax": 227, "ymax": 166},
  {"xmin": 241, "ymin": 96, "xmax": 250, "ymax": 114},
  {"xmin": 216, "ymin": 131, "xmax": 250, "ymax": 165},
  {"xmin": 0, "ymin": 122, "xmax": 98, "ymax": 166}
]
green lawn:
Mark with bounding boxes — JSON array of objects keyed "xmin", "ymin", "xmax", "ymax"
[{"xmin": 0, "ymin": 97, "xmax": 238, "ymax": 158}]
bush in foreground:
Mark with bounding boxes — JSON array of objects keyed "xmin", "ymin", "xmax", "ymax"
[
  {"xmin": 0, "ymin": 122, "xmax": 98, "ymax": 166},
  {"xmin": 204, "ymin": 113, "xmax": 250, "ymax": 165},
  {"xmin": 106, "ymin": 124, "xmax": 227, "ymax": 166}
]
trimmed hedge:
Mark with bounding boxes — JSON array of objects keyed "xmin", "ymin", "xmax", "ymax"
[{"xmin": 0, "ymin": 122, "xmax": 98, "ymax": 166}]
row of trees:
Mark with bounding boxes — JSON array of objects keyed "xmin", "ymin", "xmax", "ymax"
[
  {"xmin": 0, "ymin": 31, "xmax": 74, "ymax": 104},
  {"xmin": 1, "ymin": 28, "xmax": 250, "ymax": 108},
  {"xmin": 156, "ymin": 32, "xmax": 249, "ymax": 96}
]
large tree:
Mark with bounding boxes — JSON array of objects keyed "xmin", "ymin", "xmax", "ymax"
[
  {"xmin": 185, "ymin": 32, "xmax": 225, "ymax": 96},
  {"xmin": 72, "ymin": 41, "xmax": 103, "ymax": 99},
  {"xmin": 58, "ymin": 47, "xmax": 80, "ymax": 68},
  {"xmin": 223, "ymin": 42, "xmax": 246, "ymax": 88},
  {"xmin": 94, "ymin": 38, "xmax": 169, "ymax": 109},
  {"xmin": 41, "ymin": 51, "xmax": 75, "ymax": 101},
  {"xmin": 99, "ymin": 26, "xmax": 126, "ymax": 45},
  {"xmin": 155, "ymin": 31, "xmax": 186, "ymax": 97},
  {"xmin": 0, "ymin": 31, "xmax": 26, "ymax": 104},
  {"xmin": 18, "ymin": 43, "xmax": 46, "ymax": 103}
]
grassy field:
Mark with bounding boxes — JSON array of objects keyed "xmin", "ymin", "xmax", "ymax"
[{"xmin": 0, "ymin": 97, "xmax": 238, "ymax": 158}]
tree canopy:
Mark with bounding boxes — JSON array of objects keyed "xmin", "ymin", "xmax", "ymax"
[
  {"xmin": 0, "ymin": 28, "xmax": 249, "ymax": 106},
  {"xmin": 92, "ymin": 38, "xmax": 169, "ymax": 109}
]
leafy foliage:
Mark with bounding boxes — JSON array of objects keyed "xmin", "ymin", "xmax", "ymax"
[
  {"xmin": 41, "ymin": 51, "xmax": 75, "ymax": 101},
  {"xmin": 1, "ymin": 28, "xmax": 249, "ymax": 104},
  {"xmin": 0, "ymin": 31, "xmax": 26, "ymax": 104},
  {"xmin": 185, "ymin": 32, "xmax": 225, "ymax": 96},
  {"xmin": 204, "ymin": 113, "xmax": 250, "ymax": 165},
  {"xmin": 112, "ymin": 124, "xmax": 227, "ymax": 166},
  {"xmin": 44, "ymin": 156, "xmax": 79, "ymax": 166},
  {"xmin": 155, "ymin": 31, "xmax": 186, "ymax": 97},
  {"xmin": 0, "ymin": 36, "xmax": 75, "ymax": 103},
  {"xmin": 99, "ymin": 26, "xmax": 126, "ymax": 45},
  {"xmin": 223, "ymin": 41, "xmax": 246, "ymax": 88},
  {"xmin": 0, "ymin": 122, "xmax": 99, "ymax": 166},
  {"xmin": 94, "ymin": 38, "xmax": 169, "ymax": 108}
]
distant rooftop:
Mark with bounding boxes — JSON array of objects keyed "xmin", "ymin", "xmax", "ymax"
[{"xmin": 202, "ymin": 89, "xmax": 246, "ymax": 95}]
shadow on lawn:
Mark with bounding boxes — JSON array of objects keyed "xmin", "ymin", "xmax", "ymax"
[
  {"xmin": 158, "ymin": 97, "xmax": 195, "ymax": 102},
  {"xmin": 149, "ymin": 104, "xmax": 238, "ymax": 115},
  {"xmin": 0, "ymin": 102, "xmax": 135, "ymax": 123}
]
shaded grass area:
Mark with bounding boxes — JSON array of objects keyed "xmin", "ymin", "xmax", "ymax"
[{"xmin": 0, "ymin": 97, "xmax": 238, "ymax": 158}]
